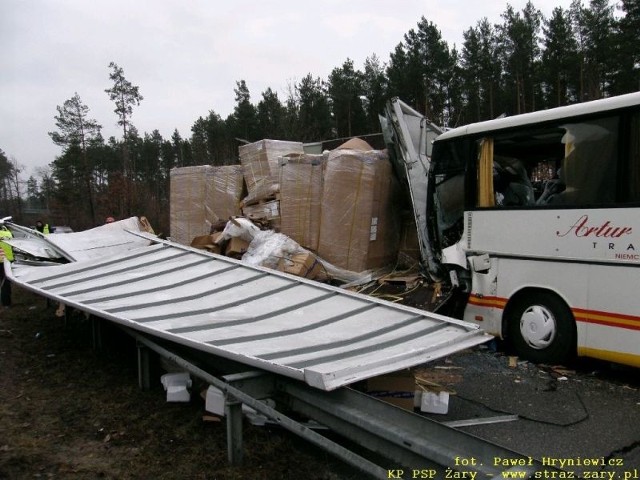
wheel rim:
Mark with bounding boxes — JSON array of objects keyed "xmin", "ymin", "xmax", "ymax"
[{"xmin": 519, "ymin": 305, "xmax": 556, "ymax": 350}]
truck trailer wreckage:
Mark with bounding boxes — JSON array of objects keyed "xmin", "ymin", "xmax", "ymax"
[{"xmin": 1, "ymin": 218, "xmax": 561, "ymax": 478}]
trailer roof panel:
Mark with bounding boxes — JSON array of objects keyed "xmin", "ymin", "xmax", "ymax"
[{"xmin": 8, "ymin": 234, "xmax": 491, "ymax": 390}]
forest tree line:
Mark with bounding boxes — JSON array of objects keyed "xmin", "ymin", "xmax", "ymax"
[{"xmin": 1, "ymin": 0, "xmax": 638, "ymax": 234}]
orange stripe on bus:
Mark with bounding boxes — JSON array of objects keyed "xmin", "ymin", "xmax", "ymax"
[
  {"xmin": 468, "ymin": 294, "xmax": 640, "ymax": 331},
  {"xmin": 572, "ymin": 309, "xmax": 640, "ymax": 331},
  {"xmin": 467, "ymin": 294, "xmax": 507, "ymax": 309}
]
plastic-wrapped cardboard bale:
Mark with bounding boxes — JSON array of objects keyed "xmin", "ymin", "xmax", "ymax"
[
  {"xmin": 239, "ymin": 139, "xmax": 304, "ymax": 204},
  {"xmin": 278, "ymin": 153, "xmax": 326, "ymax": 252},
  {"xmin": 205, "ymin": 165, "xmax": 244, "ymax": 224},
  {"xmin": 170, "ymin": 166, "xmax": 212, "ymax": 245},
  {"xmin": 317, "ymin": 145, "xmax": 400, "ymax": 272}
]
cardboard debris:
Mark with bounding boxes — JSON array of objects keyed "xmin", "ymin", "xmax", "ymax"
[
  {"xmin": 242, "ymin": 198, "xmax": 280, "ymax": 223},
  {"xmin": 318, "ymin": 147, "xmax": 400, "ymax": 272},
  {"xmin": 278, "ymin": 251, "xmax": 326, "ymax": 281},
  {"xmin": 379, "ymin": 273, "xmax": 421, "ymax": 289},
  {"xmin": 279, "ymin": 153, "xmax": 326, "ymax": 251},
  {"xmin": 190, "ymin": 234, "xmax": 222, "ymax": 254},
  {"xmin": 225, "ymin": 237, "xmax": 250, "ymax": 258},
  {"xmin": 366, "ymin": 371, "xmax": 418, "ymax": 411},
  {"xmin": 414, "ymin": 367, "xmax": 463, "ymax": 389}
]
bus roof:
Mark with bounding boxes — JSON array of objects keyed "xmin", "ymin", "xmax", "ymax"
[{"xmin": 435, "ymin": 92, "xmax": 640, "ymax": 142}]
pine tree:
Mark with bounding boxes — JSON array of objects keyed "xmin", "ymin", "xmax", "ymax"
[{"xmin": 49, "ymin": 93, "xmax": 102, "ymax": 225}]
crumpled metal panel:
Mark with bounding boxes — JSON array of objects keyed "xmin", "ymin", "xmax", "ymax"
[{"xmin": 8, "ymin": 236, "xmax": 491, "ymax": 390}]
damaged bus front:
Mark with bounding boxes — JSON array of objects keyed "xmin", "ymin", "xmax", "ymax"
[{"xmin": 384, "ymin": 94, "xmax": 640, "ymax": 368}]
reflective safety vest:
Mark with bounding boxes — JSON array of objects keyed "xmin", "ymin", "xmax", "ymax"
[
  {"xmin": 0, "ymin": 228, "xmax": 14, "ymax": 262},
  {"xmin": 43, "ymin": 224, "xmax": 50, "ymax": 235}
]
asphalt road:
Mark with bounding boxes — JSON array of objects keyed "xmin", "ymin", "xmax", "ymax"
[{"xmin": 416, "ymin": 345, "xmax": 640, "ymax": 478}]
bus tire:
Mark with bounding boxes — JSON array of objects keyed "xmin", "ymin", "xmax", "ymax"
[{"xmin": 507, "ymin": 291, "xmax": 576, "ymax": 364}]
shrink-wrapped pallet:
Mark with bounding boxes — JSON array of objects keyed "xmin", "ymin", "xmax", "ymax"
[
  {"xmin": 278, "ymin": 153, "xmax": 326, "ymax": 251},
  {"xmin": 205, "ymin": 165, "xmax": 244, "ymax": 224},
  {"xmin": 170, "ymin": 166, "xmax": 211, "ymax": 245},
  {"xmin": 239, "ymin": 139, "xmax": 304, "ymax": 203},
  {"xmin": 317, "ymin": 147, "xmax": 399, "ymax": 272}
]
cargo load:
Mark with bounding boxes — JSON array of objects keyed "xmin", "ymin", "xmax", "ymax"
[
  {"xmin": 169, "ymin": 166, "xmax": 211, "ymax": 245},
  {"xmin": 205, "ymin": 165, "xmax": 244, "ymax": 224},
  {"xmin": 317, "ymin": 144, "xmax": 400, "ymax": 272},
  {"xmin": 278, "ymin": 153, "xmax": 326, "ymax": 252},
  {"xmin": 239, "ymin": 139, "xmax": 304, "ymax": 204}
]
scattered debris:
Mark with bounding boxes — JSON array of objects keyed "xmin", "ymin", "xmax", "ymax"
[
  {"xmin": 0, "ymin": 329, "xmax": 13, "ymax": 338},
  {"xmin": 161, "ymin": 372, "xmax": 192, "ymax": 403},
  {"xmin": 202, "ymin": 414, "xmax": 222, "ymax": 423},
  {"xmin": 443, "ymin": 415, "xmax": 519, "ymax": 428}
]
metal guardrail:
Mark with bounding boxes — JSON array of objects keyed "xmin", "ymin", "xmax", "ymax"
[{"xmin": 128, "ymin": 328, "xmax": 558, "ymax": 479}]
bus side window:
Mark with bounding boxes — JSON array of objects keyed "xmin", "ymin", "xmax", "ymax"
[
  {"xmin": 626, "ymin": 113, "xmax": 640, "ymax": 202},
  {"xmin": 493, "ymin": 156, "xmax": 535, "ymax": 206},
  {"xmin": 548, "ymin": 118, "xmax": 618, "ymax": 206}
]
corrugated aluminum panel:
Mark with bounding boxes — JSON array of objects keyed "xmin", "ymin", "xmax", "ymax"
[{"xmin": 8, "ymin": 236, "xmax": 491, "ymax": 390}]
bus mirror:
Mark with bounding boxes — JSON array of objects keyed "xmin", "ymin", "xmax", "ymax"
[{"xmin": 469, "ymin": 254, "xmax": 491, "ymax": 273}]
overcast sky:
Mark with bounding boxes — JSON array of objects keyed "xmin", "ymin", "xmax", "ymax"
[{"xmin": 1, "ymin": 0, "xmax": 575, "ymax": 178}]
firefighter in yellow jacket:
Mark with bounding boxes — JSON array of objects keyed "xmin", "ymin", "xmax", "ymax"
[
  {"xmin": 35, "ymin": 220, "xmax": 50, "ymax": 234},
  {"xmin": 0, "ymin": 225, "xmax": 13, "ymax": 307}
]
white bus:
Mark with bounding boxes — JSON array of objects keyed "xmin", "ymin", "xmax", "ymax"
[{"xmin": 386, "ymin": 93, "xmax": 640, "ymax": 367}]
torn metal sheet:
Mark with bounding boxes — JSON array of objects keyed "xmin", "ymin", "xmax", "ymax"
[
  {"xmin": 2, "ymin": 237, "xmax": 63, "ymax": 261},
  {"xmin": 36, "ymin": 217, "xmax": 153, "ymax": 262},
  {"xmin": 5, "ymin": 217, "xmax": 153, "ymax": 262},
  {"xmin": 8, "ymin": 235, "xmax": 491, "ymax": 391},
  {"xmin": 382, "ymin": 98, "xmax": 443, "ymax": 277},
  {"xmin": 3, "ymin": 223, "xmax": 67, "ymax": 260}
]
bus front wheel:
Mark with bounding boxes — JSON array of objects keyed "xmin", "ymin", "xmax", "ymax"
[{"xmin": 507, "ymin": 291, "xmax": 576, "ymax": 364}]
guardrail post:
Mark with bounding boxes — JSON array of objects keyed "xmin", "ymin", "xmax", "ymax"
[
  {"xmin": 91, "ymin": 316, "xmax": 102, "ymax": 351},
  {"xmin": 225, "ymin": 395, "xmax": 243, "ymax": 465},
  {"xmin": 137, "ymin": 342, "xmax": 151, "ymax": 390}
]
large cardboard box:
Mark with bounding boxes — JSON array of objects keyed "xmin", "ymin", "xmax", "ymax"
[
  {"xmin": 239, "ymin": 139, "xmax": 304, "ymax": 204},
  {"xmin": 225, "ymin": 237, "xmax": 250, "ymax": 258},
  {"xmin": 366, "ymin": 372, "xmax": 418, "ymax": 411},
  {"xmin": 317, "ymin": 147, "xmax": 400, "ymax": 272},
  {"xmin": 170, "ymin": 165, "xmax": 245, "ymax": 246},
  {"xmin": 170, "ymin": 166, "xmax": 211, "ymax": 245},
  {"xmin": 278, "ymin": 153, "xmax": 325, "ymax": 252},
  {"xmin": 277, "ymin": 251, "xmax": 325, "ymax": 280},
  {"xmin": 205, "ymin": 165, "xmax": 244, "ymax": 224}
]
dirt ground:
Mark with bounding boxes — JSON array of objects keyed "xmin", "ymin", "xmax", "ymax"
[
  {"xmin": 0, "ymin": 287, "xmax": 361, "ymax": 480},
  {"xmin": 2, "ymin": 283, "xmax": 638, "ymax": 480}
]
